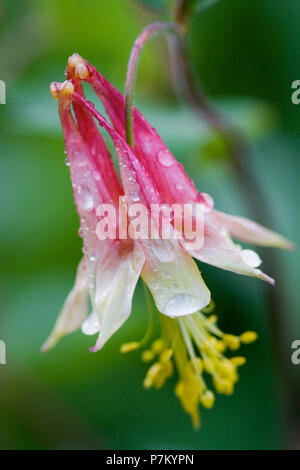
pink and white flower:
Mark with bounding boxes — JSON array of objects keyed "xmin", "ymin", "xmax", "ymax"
[{"xmin": 43, "ymin": 54, "xmax": 292, "ymax": 355}]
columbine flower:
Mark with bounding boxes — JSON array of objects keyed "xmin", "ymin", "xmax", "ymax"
[{"xmin": 44, "ymin": 54, "xmax": 292, "ymax": 426}]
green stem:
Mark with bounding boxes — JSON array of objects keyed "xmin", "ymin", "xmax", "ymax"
[{"xmin": 125, "ymin": 21, "xmax": 177, "ymax": 147}]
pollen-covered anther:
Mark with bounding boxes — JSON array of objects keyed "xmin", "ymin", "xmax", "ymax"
[
  {"xmin": 160, "ymin": 348, "xmax": 173, "ymax": 363},
  {"xmin": 141, "ymin": 349, "xmax": 155, "ymax": 363},
  {"xmin": 240, "ymin": 331, "xmax": 258, "ymax": 344},
  {"xmin": 151, "ymin": 339, "xmax": 165, "ymax": 354},
  {"xmin": 223, "ymin": 334, "xmax": 240, "ymax": 351},
  {"xmin": 200, "ymin": 390, "xmax": 215, "ymax": 409},
  {"xmin": 213, "ymin": 376, "xmax": 234, "ymax": 395},
  {"xmin": 230, "ymin": 356, "xmax": 246, "ymax": 367},
  {"xmin": 203, "ymin": 356, "xmax": 215, "ymax": 374},
  {"xmin": 120, "ymin": 341, "xmax": 139, "ymax": 353}
]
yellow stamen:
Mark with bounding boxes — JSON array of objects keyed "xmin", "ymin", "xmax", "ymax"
[
  {"xmin": 223, "ymin": 334, "xmax": 240, "ymax": 350},
  {"xmin": 240, "ymin": 331, "xmax": 258, "ymax": 344},
  {"xmin": 208, "ymin": 314, "xmax": 218, "ymax": 324},
  {"xmin": 203, "ymin": 356, "xmax": 215, "ymax": 374},
  {"xmin": 213, "ymin": 376, "xmax": 234, "ymax": 395},
  {"xmin": 120, "ymin": 341, "xmax": 139, "ymax": 353},
  {"xmin": 230, "ymin": 356, "xmax": 246, "ymax": 367},
  {"xmin": 141, "ymin": 349, "xmax": 155, "ymax": 363},
  {"xmin": 160, "ymin": 348, "xmax": 173, "ymax": 363},
  {"xmin": 151, "ymin": 339, "xmax": 165, "ymax": 354},
  {"xmin": 201, "ymin": 390, "xmax": 215, "ymax": 409}
]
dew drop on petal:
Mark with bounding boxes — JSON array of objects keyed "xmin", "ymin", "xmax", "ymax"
[
  {"xmin": 157, "ymin": 149, "xmax": 174, "ymax": 167},
  {"xmin": 77, "ymin": 185, "xmax": 94, "ymax": 211},
  {"xmin": 65, "ymin": 157, "xmax": 70, "ymax": 167},
  {"xmin": 130, "ymin": 190, "xmax": 140, "ymax": 202},
  {"xmin": 81, "ymin": 311, "xmax": 100, "ymax": 335},
  {"xmin": 240, "ymin": 249, "xmax": 262, "ymax": 268},
  {"xmin": 164, "ymin": 294, "xmax": 200, "ymax": 317}
]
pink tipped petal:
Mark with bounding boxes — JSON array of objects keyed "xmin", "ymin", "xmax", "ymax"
[
  {"xmin": 187, "ymin": 214, "xmax": 275, "ymax": 285},
  {"xmin": 213, "ymin": 210, "xmax": 294, "ymax": 249},
  {"xmin": 47, "ymin": 82, "xmax": 145, "ymax": 351},
  {"xmin": 41, "ymin": 257, "xmax": 89, "ymax": 351},
  {"xmin": 90, "ymin": 242, "xmax": 145, "ymax": 352}
]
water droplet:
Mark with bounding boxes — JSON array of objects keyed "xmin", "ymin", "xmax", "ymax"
[
  {"xmin": 164, "ymin": 294, "xmax": 200, "ymax": 317},
  {"xmin": 241, "ymin": 249, "xmax": 262, "ymax": 268},
  {"xmin": 130, "ymin": 190, "xmax": 140, "ymax": 202},
  {"xmin": 176, "ymin": 183, "xmax": 183, "ymax": 191},
  {"xmin": 89, "ymin": 253, "xmax": 96, "ymax": 262},
  {"xmin": 81, "ymin": 311, "xmax": 100, "ymax": 335},
  {"xmin": 77, "ymin": 185, "xmax": 94, "ymax": 211},
  {"xmin": 157, "ymin": 149, "xmax": 174, "ymax": 168},
  {"xmin": 65, "ymin": 157, "xmax": 70, "ymax": 166}
]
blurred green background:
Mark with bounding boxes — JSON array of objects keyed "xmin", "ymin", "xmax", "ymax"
[{"xmin": 0, "ymin": 0, "xmax": 299, "ymax": 450}]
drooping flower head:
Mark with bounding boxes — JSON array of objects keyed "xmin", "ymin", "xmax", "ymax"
[{"xmin": 44, "ymin": 54, "xmax": 292, "ymax": 427}]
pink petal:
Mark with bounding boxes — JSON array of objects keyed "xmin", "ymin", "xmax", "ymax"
[
  {"xmin": 186, "ymin": 213, "xmax": 275, "ymax": 285},
  {"xmin": 213, "ymin": 210, "xmax": 294, "ymax": 249}
]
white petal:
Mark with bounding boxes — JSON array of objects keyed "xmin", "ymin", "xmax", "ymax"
[
  {"xmin": 42, "ymin": 257, "xmax": 89, "ymax": 351},
  {"xmin": 188, "ymin": 214, "xmax": 275, "ymax": 285},
  {"xmin": 91, "ymin": 243, "xmax": 145, "ymax": 351},
  {"xmin": 141, "ymin": 236, "xmax": 210, "ymax": 318},
  {"xmin": 213, "ymin": 210, "xmax": 293, "ymax": 249}
]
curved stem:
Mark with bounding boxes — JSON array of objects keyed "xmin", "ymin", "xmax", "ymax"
[{"xmin": 125, "ymin": 21, "xmax": 177, "ymax": 147}]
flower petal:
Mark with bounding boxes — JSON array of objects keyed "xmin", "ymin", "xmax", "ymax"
[
  {"xmin": 90, "ymin": 241, "xmax": 145, "ymax": 351},
  {"xmin": 187, "ymin": 214, "xmax": 275, "ymax": 285},
  {"xmin": 213, "ymin": 210, "xmax": 294, "ymax": 249},
  {"xmin": 41, "ymin": 257, "xmax": 89, "ymax": 351},
  {"xmin": 142, "ymin": 237, "xmax": 211, "ymax": 317}
]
